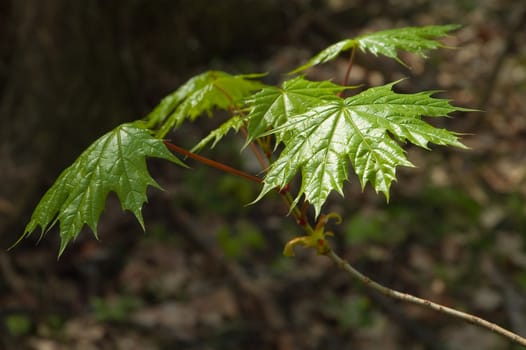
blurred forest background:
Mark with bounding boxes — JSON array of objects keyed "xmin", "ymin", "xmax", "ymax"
[{"xmin": 1, "ymin": 0, "xmax": 526, "ymax": 349}]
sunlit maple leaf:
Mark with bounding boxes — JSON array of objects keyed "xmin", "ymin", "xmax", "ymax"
[{"xmin": 255, "ymin": 81, "xmax": 468, "ymax": 216}]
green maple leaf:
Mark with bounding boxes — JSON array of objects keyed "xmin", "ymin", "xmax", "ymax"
[
  {"xmin": 20, "ymin": 122, "xmax": 185, "ymax": 255},
  {"xmin": 245, "ymin": 76, "xmax": 348, "ymax": 144},
  {"xmin": 145, "ymin": 71, "xmax": 266, "ymax": 138},
  {"xmin": 255, "ymin": 81, "xmax": 468, "ymax": 216},
  {"xmin": 355, "ymin": 24, "xmax": 460, "ymax": 63},
  {"xmin": 291, "ymin": 24, "xmax": 460, "ymax": 73}
]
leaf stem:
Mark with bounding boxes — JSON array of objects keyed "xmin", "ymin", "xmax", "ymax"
[
  {"xmin": 163, "ymin": 141, "xmax": 262, "ymax": 184},
  {"xmin": 212, "ymin": 80, "xmax": 270, "ymax": 171},
  {"xmin": 282, "ymin": 191, "xmax": 314, "ymax": 233},
  {"xmin": 326, "ymin": 249, "xmax": 526, "ymax": 348},
  {"xmin": 339, "ymin": 46, "xmax": 356, "ymax": 94},
  {"xmin": 240, "ymin": 126, "xmax": 269, "ymax": 170}
]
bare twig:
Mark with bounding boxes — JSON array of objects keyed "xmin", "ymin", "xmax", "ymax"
[
  {"xmin": 326, "ymin": 249, "xmax": 526, "ymax": 348},
  {"xmin": 366, "ymin": 291, "xmax": 451, "ymax": 350}
]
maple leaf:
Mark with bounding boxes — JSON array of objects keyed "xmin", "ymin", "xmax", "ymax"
[
  {"xmin": 145, "ymin": 71, "xmax": 266, "ymax": 138},
  {"xmin": 291, "ymin": 24, "xmax": 460, "ymax": 73},
  {"xmin": 355, "ymin": 24, "xmax": 460, "ymax": 64},
  {"xmin": 20, "ymin": 122, "xmax": 185, "ymax": 255},
  {"xmin": 255, "ymin": 81, "xmax": 468, "ymax": 216},
  {"xmin": 245, "ymin": 76, "xmax": 348, "ymax": 144}
]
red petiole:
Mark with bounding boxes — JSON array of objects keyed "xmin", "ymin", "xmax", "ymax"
[{"xmin": 163, "ymin": 141, "xmax": 262, "ymax": 184}]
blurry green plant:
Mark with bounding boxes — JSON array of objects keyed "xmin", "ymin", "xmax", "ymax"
[
  {"xmin": 91, "ymin": 295, "xmax": 143, "ymax": 322},
  {"xmin": 5, "ymin": 313, "xmax": 32, "ymax": 337},
  {"xmin": 218, "ymin": 221, "xmax": 265, "ymax": 259},
  {"xmin": 16, "ymin": 25, "xmax": 526, "ymax": 346},
  {"xmin": 326, "ymin": 295, "xmax": 374, "ymax": 330},
  {"xmin": 345, "ymin": 212, "xmax": 394, "ymax": 245}
]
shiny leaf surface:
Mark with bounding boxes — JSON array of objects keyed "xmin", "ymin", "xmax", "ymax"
[
  {"xmin": 21, "ymin": 122, "xmax": 184, "ymax": 255},
  {"xmin": 146, "ymin": 71, "xmax": 265, "ymax": 138},
  {"xmin": 255, "ymin": 81, "xmax": 467, "ymax": 216},
  {"xmin": 245, "ymin": 76, "xmax": 347, "ymax": 144},
  {"xmin": 291, "ymin": 24, "xmax": 459, "ymax": 73}
]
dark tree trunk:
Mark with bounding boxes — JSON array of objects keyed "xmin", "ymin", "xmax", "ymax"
[{"xmin": 0, "ymin": 0, "xmax": 135, "ymax": 245}]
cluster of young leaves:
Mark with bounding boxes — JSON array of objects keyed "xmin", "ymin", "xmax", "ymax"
[{"xmin": 20, "ymin": 24, "xmax": 468, "ymax": 254}]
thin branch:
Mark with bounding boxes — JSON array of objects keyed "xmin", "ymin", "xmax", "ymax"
[
  {"xmin": 163, "ymin": 141, "xmax": 262, "ymax": 184},
  {"xmin": 325, "ymin": 249, "xmax": 526, "ymax": 348}
]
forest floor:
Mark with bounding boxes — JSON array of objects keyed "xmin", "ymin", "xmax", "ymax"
[{"xmin": 2, "ymin": 1, "xmax": 526, "ymax": 349}]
